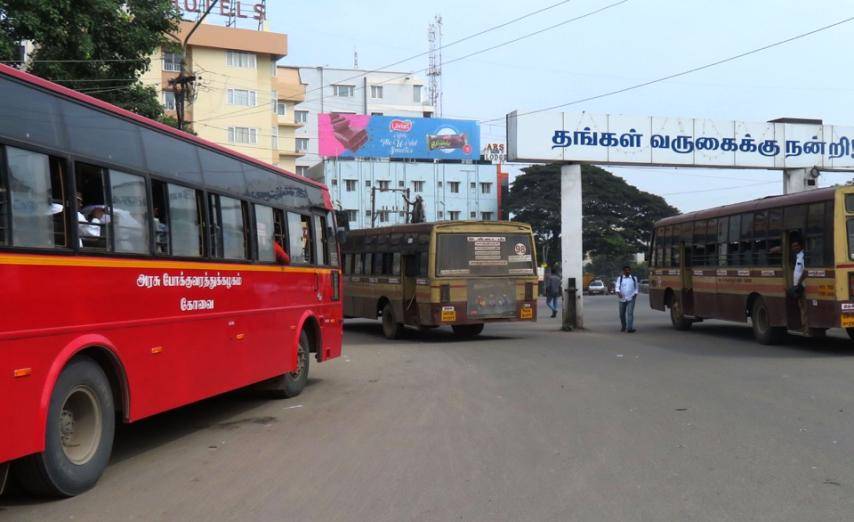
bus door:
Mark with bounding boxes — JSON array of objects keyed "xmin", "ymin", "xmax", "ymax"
[
  {"xmin": 679, "ymin": 242, "xmax": 694, "ymax": 315},
  {"xmin": 401, "ymin": 253, "xmax": 419, "ymax": 322},
  {"xmin": 783, "ymin": 230, "xmax": 800, "ymax": 330}
]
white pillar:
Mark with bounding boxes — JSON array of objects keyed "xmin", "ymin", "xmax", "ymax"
[
  {"xmin": 783, "ymin": 168, "xmax": 816, "ymax": 194},
  {"xmin": 560, "ymin": 163, "xmax": 583, "ymax": 329}
]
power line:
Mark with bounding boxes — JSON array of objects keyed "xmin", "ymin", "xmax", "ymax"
[
  {"xmin": 194, "ymin": 0, "xmax": 629, "ymax": 125},
  {"xmin": 484, "ymin": 13, "xmax": 854, "ymax": 123},
  {"xmin": 661, "ymin": 181, "xmax": 778, "ymax": 196}
]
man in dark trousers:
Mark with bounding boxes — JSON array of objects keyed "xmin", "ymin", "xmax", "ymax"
[
  {"xmin": 544, "ymin": 267, "xmax": 562, "ymax": 318},
  {"xmin": 615, "ymin": 265, "xmax": 639, "ymax": 332}
]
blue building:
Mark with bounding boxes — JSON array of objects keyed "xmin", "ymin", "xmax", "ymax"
[{"xmin": 307, "ymin": 159, "xmax": 503, "ymax": 229}]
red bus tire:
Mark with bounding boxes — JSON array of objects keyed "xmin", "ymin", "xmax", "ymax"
[
  {"xmin": 751, "ymin": 297, "xmax": 784, "ymax": 345},
  {"xmin": 452, "ymin": 324, "xmax": 484, "ymax": 337},
  {"xmin": 16, "ymin": 356, "xmax": 115, "ymax": 497},
  {"xmin": 264, "ymin": 331, "xmax": 311, "ymax": 399}
]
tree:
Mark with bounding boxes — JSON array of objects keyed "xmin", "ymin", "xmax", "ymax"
[
  {"xmin": 505, "ymin": 163, "xmax": 679, "ymax": 267},
  {"xmin": 0, "ymin": 0, "xmax": 180, "ymax": 120}
]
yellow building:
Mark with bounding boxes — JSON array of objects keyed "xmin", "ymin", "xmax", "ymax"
[{"xmin": 141, "ymin": 21, "xmax": 305, "ymax": 171}]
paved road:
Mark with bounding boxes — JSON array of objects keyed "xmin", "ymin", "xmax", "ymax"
[{"xmin": 4, "ymin": 295, "xmax": 854, "ymax": 521}]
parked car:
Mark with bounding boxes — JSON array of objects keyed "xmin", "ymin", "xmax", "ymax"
[
  {"xmin": 588, "ymin": 279, "xmax": 606, "ymax": 295},
  {"xmin": 639, "ymin": 279, "xmax": 650, "ymax": 294}
]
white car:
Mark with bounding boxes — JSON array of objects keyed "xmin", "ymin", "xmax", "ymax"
[{"xmin": 588, "ymin": 280, "xmax": 606, "ymax": 295}]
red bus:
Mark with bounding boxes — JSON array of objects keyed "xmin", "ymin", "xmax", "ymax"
[{"xmin": 0, "ymin": 64, "xmax": 343, "ymax": 496}]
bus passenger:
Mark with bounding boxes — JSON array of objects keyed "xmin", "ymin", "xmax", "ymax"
[
  {"xmin": 790, "ymin": 239, "xmax": 808, "ymax": 334},
  {"xmin": 616, "ymin": 265, "xmax": 638, "ymax": 333}
]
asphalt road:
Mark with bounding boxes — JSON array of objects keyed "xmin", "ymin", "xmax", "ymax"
[{"xmin": 4, "ymin": 295, "xmax": 854, "ymax": 521}]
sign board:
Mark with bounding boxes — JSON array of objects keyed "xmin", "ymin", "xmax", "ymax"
[
  {"xmin": 507, "ymin": 111, "xmax": 854, "ymax": 171},
  {"xmin": 173, "ymin": 1, "xmax": 266, "ymax": 21},
  {"xmin": 482, "ymin": 143, "xmax": 506, "ymax": 164},
  {"xmin": 319, "ymin": 114, "xmax": 480, "ymax": 161}
]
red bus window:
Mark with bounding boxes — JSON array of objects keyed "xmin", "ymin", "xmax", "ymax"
[
  {"xmin": 110, "ymin": 170, "xmax": 149, "ymax": 254},
  {"xmin": 76, "ymin": 163, "xmax": 110, "ymax": 250},
  {"xmin": 3, "ymin": 147, "xmax": 68, "ymax": 248},
  {"xmin": 287, "ymin": 212, "xmax": 313, "ymax": 265},
  {"xmin": 254, "ymin": 204, "xmax": 276, "ymax": 263}
]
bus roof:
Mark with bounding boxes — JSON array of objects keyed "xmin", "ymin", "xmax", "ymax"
[
  {"xmin": 655, "ymin": 186, "xmax": 838, "ymax": 227},
  {"xmin": 0, "ymin": 63, "xmax": 326, "ymax": 191},
  {"xmin": 345, "ymin": 220, "xmax": 533, "ymax": 237}
]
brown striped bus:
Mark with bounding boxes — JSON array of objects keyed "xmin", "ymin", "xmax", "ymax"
[
  {"xmin": 341, "ymin": 221, "xmax": 538, "ymax": 339},
  {"xmin": 649, "ymin": 186, "xmax": 854, "ymax": 344}
]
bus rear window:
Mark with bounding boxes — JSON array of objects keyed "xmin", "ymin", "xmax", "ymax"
[
  {"xmin": 846, "ymin": 194, "xmax": 854, "ymax": 213},
  {"xmin": 436, "ymin": 233, "xmax": 534, "ymax": 277},
  {"xmin": 848, "ymin": 218, "xmax": 854, "ymax": 260}
]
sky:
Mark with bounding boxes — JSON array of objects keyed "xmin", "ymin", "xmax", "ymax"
[{"xmin": 251, "ymin": 0, "xmax": 854, "ymax": 212}]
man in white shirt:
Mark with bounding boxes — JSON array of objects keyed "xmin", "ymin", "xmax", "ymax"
[
  {"xmin": 615, "ymin": 265, "xmax": 639, "ymax": 333},
  {"xmin": 791, "ymin": 239, "xmax": 808, "ymax": 334}
]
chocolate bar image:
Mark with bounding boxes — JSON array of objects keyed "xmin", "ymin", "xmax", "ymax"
[
  {"xmin": 427, "ymin": 133, "xmax": 468, "ymax": 151},
  {"xmin": 330, "ymin": 113, "xmax": 368, "ymax": 152}
]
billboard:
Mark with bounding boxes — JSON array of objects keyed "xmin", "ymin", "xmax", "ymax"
[
  {"xmin": 318, "ymin": 114, "xmax": 480, "ymax": 160},
  {"xmin": 507, "ymin": 111, "xmax": 854, "ymax": 171}
]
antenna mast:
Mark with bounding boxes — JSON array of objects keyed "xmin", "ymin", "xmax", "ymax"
[{"xmin": 427, "ymin": 14, "xmax": 443, "ymax": 116}]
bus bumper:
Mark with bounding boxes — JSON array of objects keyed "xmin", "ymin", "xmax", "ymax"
[{"xmin": 430, "ymin": 301, "xmax": 538, "ymax": 324}]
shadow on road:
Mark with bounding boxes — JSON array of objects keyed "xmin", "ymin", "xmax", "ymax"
[
  {"xmin": 0, "ymin": 378, "xmax": 323, "ymax": 505},
  {"xmin": 342, "ymin": 320, "xmax": 529, "ymax": 345},
  {"xmin": 643, "ymin": 321, "xmax": 854, "ymax": 358}
]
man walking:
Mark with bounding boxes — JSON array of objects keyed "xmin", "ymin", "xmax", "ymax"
[
  {"xmin": 616, "ymin": 265, "xmax": 639, "ymax": 333},
  {"xmin": 544, "ymin": 267, "xmax": 562, "ymax": 318},
  {"xmin": 790, "ymin": 238, "xmax": 809, "ymax": 335}
]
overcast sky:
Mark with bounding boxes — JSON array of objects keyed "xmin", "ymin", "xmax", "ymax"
[{"xmin": 256, "ymin": 0, "xmax": 854, "ymax": 212}]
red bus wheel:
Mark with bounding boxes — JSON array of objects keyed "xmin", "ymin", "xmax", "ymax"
[
  {"xmin": 264, "ymin": 331, "xmax": 311, "ymax": 399},
  {"xmin": 16, "ymin": 356, "xmax": 115, "ymax": 497}
]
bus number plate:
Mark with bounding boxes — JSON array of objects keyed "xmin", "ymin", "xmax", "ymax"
[
  {"xmin": 842, "ymin": 314, "xmax": 854, "ymax": 327},
  {"xmin": 441, "ymin": 306, "xmax": 456, "ymax": 322},
  {"xmin": 520, "ymin": 307, "xmax": 533, "ymax": 319}
]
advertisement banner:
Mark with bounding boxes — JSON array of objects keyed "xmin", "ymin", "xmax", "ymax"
[
  {"xmin": 507, "ymin": 111, "xmax": 854, "ymax": 171},
  {"xmin": 318, "ymin": 114, "xmax": 480, "ymax": 160}
]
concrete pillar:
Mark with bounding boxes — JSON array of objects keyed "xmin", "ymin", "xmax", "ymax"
[
  {"xmin": 783, "ymin": 168, "xmax": 817, "ymax": 194},
  {"xmin": 560, "ymin": 163, "xmax": 583, "ymax": 329}
]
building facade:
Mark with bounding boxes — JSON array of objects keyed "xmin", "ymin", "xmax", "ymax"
[
  {"xmin": 141, "ymin": 21, "xmax": 306, "ymax": 171},
  {"xmin": 287, "ymin": 66, "xmax": 435, "ymax": 176},
  {"xmin": 308, "ymin": 159, "xmax": 502, "ymax": 229}
]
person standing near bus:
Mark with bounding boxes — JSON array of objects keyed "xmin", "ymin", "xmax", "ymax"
[
  {"xmin": 544, "ymin": 268, "xmax": 562, "ymax": 318},
  {"xmin": 791, "ymin": 239, "xmax": 809, "ymax": 334},
  {"xmin": 616, "ymin": 265, "xmax": 638, "ymax": 333}
]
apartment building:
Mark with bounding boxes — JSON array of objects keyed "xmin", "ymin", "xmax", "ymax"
[{"xmin": 141, "ymin": 21, "xmax": 305, "ymax": 171}]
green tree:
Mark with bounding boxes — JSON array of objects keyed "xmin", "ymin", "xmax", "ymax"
[
  {"xmin": 505, "ymin": 163, "xmax": 679, "ymax": 267},
  {"xmin": 0, "ymin": 0, "xmax": 180, "ymax": 120}
]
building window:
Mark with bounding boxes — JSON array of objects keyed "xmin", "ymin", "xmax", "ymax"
[
  {"xmin": 481, "ymin": 212, "xmax": 494, "ymax": 221},
  {"xmin": 295, "ymin": 138, "xmax": 309, "ymax": 152},
  {"xmin": 163, "ymin": 91, "xmax": 176, "ymax": 111},
  {"xmin": 413, "ymin": 85, "xmax": 423, "ymax": 103},
  {"xmin": 333, "ymin": 84, "xmax": 355, "ymax": 97},
  {"xmin": 365, "ymin": 180, "xmax": 371, "ymax": 187},
  {"xmin": 378, "ymin": 210, "xmax": 389, "ymax": 223},
  {"xmin": 449, "ymin": 211, "xmax": 460, "ymax": 220},
  {"xmin": 470, "ymin": 211, "xmax": 476, "ymax": 219},
  {"xmin": 437, "ymin": 210, "xmax": 444, "ymax": 219},
  {"xmin": 437, "ymin": 181, "xmax": 443, "ymax": 188},
  {"xmin": 345, "ymin": 179, "xmax": 357, "ymax": 191},
  {"xmin": 412, "ymin": 180, "xmax": 424, "ymax": 192},
  {"xmin": 378, "ymin": 180, "xmax": 390, "ymax": 191},
  {"xmin": 228, "ymin": 127, "xmax": 258, "ymax": 145},
  {"xmin": 271, "ymin": 127, "xmax": 278, "ymax": 149},
  {"xmin": 227, "ymin": 88, "xmax": 257, "ymax": 107},
  {"xmin": 226, "ymin": 50, "xmax": 257, "ymax": 68},
  {"xmin": 481, "ymin": 182, "xmax": 492, "ymax": 194},
  {"xmin": 449, "ymin": 181, "xmax": 460, "ymax": 193},
  {"xmin": 365, "ymin": 209, "xmax": 371, "ymax": 218},
  {"xmin": 370, "ymin": 85, "xmax": 383, "ymax": 99},
  {"xmin": 296, "ymin": 166, "xmax": 308, "ymax": 177},
  {"xmin": 371, "ymin": 112, "xmax": 383, "ymax": 116},
  {"xmin": 470, "ymin": 182, "xmax": 476, "ymax": 190},
  {"xmin": 398, "ymin": 211, "xmax": 405, "ymax": 217},
  {"xmin": 276, "ymin": 101, "xmax": 287, "ymax": 116},
  {"xmin": 163, "ymin": 51, "xmax": 182, "ymax": 72},
  {"xmin": 346, "ymin": 209, "xmax": 357, "ymax": 222},
  {"xmin": 295, "ymin": 110, "xmax": 308, "ymax": 123},
  {"xmin": 331, "ymin": 179, "xmax": 338, "ymax": 186}
]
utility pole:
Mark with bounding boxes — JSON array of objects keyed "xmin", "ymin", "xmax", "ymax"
[
  {"xmin": 371, "ymin": 186, "xmax": 412, "ymax": 227},
  {"xmin": 170, "ymin": 0, "xmax": 219, "ymax": 131}
]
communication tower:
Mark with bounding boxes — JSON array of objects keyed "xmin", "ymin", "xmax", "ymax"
[{"xmin": 427, "ymin": 15, "xmax": 443, "ymax": 116}]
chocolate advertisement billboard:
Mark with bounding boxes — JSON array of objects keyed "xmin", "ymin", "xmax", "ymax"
[{"xmin": 318, "ymin": 114, "xmax": 481, "ymax": 160}]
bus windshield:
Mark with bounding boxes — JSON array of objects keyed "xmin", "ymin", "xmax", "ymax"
[{"xmin": 436, "ymin": 233, "xmax": 535, "ymax": 277}]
